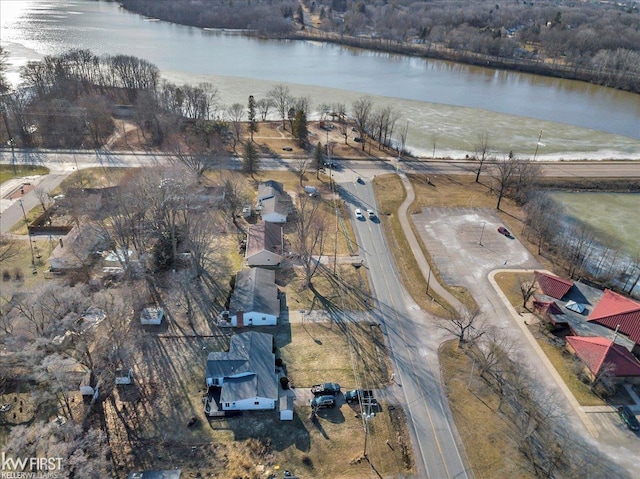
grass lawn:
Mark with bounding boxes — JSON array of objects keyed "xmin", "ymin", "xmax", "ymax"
[
  {"xmin": 50, "ymin": 166, "xmax": 132, "ymax": 194},
  {"xmin": 440, "ymin": 340, "xmax": 536, "ymax": 479},
  {"xmin": 373, "ymin": 173, "xmax": 471, "ymax": 316},
  {"xmin": 0, "ymin": 238, "xmax": 52, "ymax": 290},
  {"xmin": 494, "ymin": 271, "xmax": 534, "ymax": 310},
  {"xmin": 0, "ymin": 164, "xmax": 49, "ymax": 183}
]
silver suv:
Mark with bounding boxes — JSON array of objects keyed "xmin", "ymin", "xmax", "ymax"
[{"xmin": 310, "ymin": 395, "xmax": 336, "ymax": 409}]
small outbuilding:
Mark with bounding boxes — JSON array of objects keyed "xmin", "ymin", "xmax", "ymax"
[
  {"xmin": 279, "ymin": 395, "xmax": 294, "ymax": 421},
  {"xmin": 140, "ymin": 307, "xmax": 164, "ymax": 325}
]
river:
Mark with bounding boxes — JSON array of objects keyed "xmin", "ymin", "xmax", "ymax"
[{"xmin": 1, "ymin": 0, "xmax": 639, "ymax": 159}]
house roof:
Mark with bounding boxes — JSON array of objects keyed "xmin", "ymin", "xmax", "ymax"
[
  {"xmin": 588, "ymin": 289, "xmax": 640, "ymax": 344},
  {"xmin": 207, "ymin": 332, "xmax": 277, "ymax": 402},
  {"xmin": 230, "ymin": 268, "xmax": 280, "ymax": 317},
  {"xmin": 534, "ymin": 271, "xmax": 574, "ymax": 300},
  {"xmin": 257, "ymin": 180, "xmax": 284, "ymax": 200},
  {"xmin": 533, "ymin": 298, "xmax": 564, "ymax": 315},
  {"xmin": 245, "ymin": 221, "xmax": 283, "ymax": 259},
  {"xmin": 566, "ymin": 335, "xmax": 640, "ymax": 377}
]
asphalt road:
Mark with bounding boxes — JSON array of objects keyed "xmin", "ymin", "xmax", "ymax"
[{"xmin": 340, "ymin": 177, "xmax": 470, "ymax": 479}]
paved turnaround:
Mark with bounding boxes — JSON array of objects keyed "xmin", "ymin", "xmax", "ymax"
[{"xmin": 340, "ymin": 174, "xmax": 471, "ymax": 479}]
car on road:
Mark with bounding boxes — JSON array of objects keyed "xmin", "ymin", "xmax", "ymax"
[
  {"xmin": 354, "ymin": 208, "xmax": 364, "ymax": 220},
  {"xmin": 618, "ymin": 405, "xmax": 640, "ymax": 431},
  {"xmin": 311, "ymin": 382, "xmax": 341, "ymax": 396},
  {"xmin": 366, "ymin": 208, "xmax": 375, "ymax": 219},
  {"xmin": 310, "ymin": 395, "xmax": 336, "ymax": 409},
  {"xmin": 356, "ymin": 176, "xmax": 364, "ymax": 184},
  {"xmin": 345, "ymin": 389, "xmax": 374, "ymax": 403},
  {"xmin": 282, "ymin": 146, "xmax": 293, "ymax": 151},
  {"xmin": 354, "ymin": 137, "xmax": 362, "ymax": 143},
  {"xmin": 323, "ymin": 161, "xmax": 339, "ymax": 169},
  {"xmin": 497, "ymin": 226, "xmax": 511, "ymax": 237}
]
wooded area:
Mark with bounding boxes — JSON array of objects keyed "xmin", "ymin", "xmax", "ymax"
[{"xmin": 119, "ymin": 0, "xmax": 640, "ymax": 93}]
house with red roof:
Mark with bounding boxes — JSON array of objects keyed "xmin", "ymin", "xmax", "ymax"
[
  {"xmin": 534, "ymin": 271, "xmax": 574, "ymax": 300},
  {"xmin": 565, "ymin": 336, "xmax": 640, "ymax": 384},
  {"xmin": 587, "ymin": 289, "xmax": 640, "ymax": 354}
]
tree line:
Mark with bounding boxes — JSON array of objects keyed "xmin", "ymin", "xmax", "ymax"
[
  {"xmin": 117, "ymin": 0, "xmax": 640, "ymax": 94},
  {"xmin": 439, "ymin": 312, "xmax": 633, "ymax": 479}
]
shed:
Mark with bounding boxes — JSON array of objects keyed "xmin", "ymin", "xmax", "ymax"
[
  {"xmin": 141, "ymin": 307, "xmax": 164, "ymax": 325},
  {"xmin": 280, "ymin": 395, "xmax": 294, "ymax": 421},
  {"xmin": 115, "ymin": 368, "xmax": 133, "ymax": 385}
]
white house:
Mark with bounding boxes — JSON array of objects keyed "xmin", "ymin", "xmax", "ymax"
[
  {"xmin": 245, "ymin": 221, "xmax": 284, "ymax": 267},
  {"xmin": 205, "ymin": 332, "xmax": 278, "ymax": 413},
  {"xmin": 140, "ymin": 307, "xmax": 164, "ymax": 325},
  {"xmin": 256, "ymin": 180, "xmax": 290, "ymax": 223},
  {"xmin": 224, "ymin": 268, "xmax": 280, "ymax": 327}
]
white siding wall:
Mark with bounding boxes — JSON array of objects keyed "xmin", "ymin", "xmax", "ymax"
[
  {"xmin": 238, "ymin": 311, "xmax": 277, "ymax": 326},
  {"xmin": 222, "ymin": 397, "xmax": 275, "ymax": 411},
  {"xmin": 260, "ymin": 212, "xmax": 286, "ymax": 223}
]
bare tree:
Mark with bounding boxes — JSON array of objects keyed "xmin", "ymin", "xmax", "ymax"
[
  {"xmin": 293, "ymin": 193, "xmax": 328, "ymax": 289},
  {"xmin": 352, "ymin": 96, "xmax": 373, "ymax": 151},
  {"xmin": 0, "ymin": 234, "xmax": 21, "ymax": 263},
  {"xmin": 34, "ymin": 187, "xmax": 52, "ymax": 213},
  {"xmin": 436, "ymin": 307, "xmax": 484, "ymax": 345},
  {"xmin": 332, "ymin": 102, "xmax": 349, "ymax": 145},
  {"xmin": 256, "ymin": 97, "xmax": 273, "ymax": 121},
  {"xmin": 523, "ymin": 192, "xmax": 563, "ymax": 255},
  {"xmin": 520, "ymin": 280, "xmax": 537, "ymax": 310},
  {"xmin": 473, "ymin": 132, "xmax": 491, "ymax": 183},
  {"xmin": 490, "ymin": 152, "xmax": 520, "ymax": 210},
  {"xmin": 226, "ymin": 103, "xmax": 244, "ymax": 152},
  {"xmin": 267, "ymin": 84, "xmax": 292, "ymax": 130}
]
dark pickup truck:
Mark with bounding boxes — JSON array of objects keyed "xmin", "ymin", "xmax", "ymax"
[
  {"xmin": 345, "ymin": 389, "xmax": 374, "ymax": 403},
  {"xmin": 311, "ymin": 382, "xmax": 341, "ymax": 396}
]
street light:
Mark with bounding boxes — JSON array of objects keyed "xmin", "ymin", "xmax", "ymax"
[{"xmin": 479, "ymin": 221, "xmax": 486, "ymax": 246}]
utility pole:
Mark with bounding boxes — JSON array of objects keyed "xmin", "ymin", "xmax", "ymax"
[{"xmin": 19, "ymin": 199, "xmax": 37, "ymax": 273}]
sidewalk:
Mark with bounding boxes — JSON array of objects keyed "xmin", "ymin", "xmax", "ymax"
[{"xmin": 396, "ymin": 167, "xmax": 464, "ymax": 313}]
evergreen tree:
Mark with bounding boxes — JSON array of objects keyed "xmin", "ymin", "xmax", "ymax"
[
  {"xmin": 242, "ymin": 140, "xmax": 259, "ymax": 177},
  {"xmin": 292, "ymin": 109, "xmax": 308, "ymax": 147},
  {"xmin": 313, "ymin": 142, "xmax": 324, "ymax": 179},
  {"xmin": 247, "ymin": 94, "xmax": 258, "ymax": 141}
]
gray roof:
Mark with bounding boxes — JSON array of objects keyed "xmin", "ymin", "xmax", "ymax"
[
  {"xmin": 206, "ymin": 332, "xmax": 277, "ymax": 402},
  {"xmin": 257, "ymin": 181, "xmax": 289, "ymax": 220},
  {"xmin": 257, "ymin": 180, "xmax": 284, "ymax": 200},
  {"xmin": 539, "ymin": 280, "xmax": 636, "ymax": 352},
  {"xmin": 230, "ymin": 268, "xmax": 280, "ymax": 317},
  {"xmin": 245, "ymin": 221, "xmax": 283, "ymax": 259}
]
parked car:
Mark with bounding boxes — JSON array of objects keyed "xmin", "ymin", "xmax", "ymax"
[
  {"xmin": 355, "ymin": 208, "xmax": 364, "ymax": 220},
  {"xmin": 618, "ymin": 405, "xmax": 640, "ymax": 431},
  {"xmin": 366, "ymin": 208, "xmax": 375, "ymax": 219},
  {"xmin": 354, "ymin": 137, "xmax": 362, "ymax": 143},
  {"xmin": 311, "ymin": 382, "xmax": 341, "ymax": 396},
  {"xmin": 310, "ymin": 395, "xmax": 336, "ymax": 409},
  {"xmin": 345, "ymin": 389, "xmax": 374, "ymax": 403},
  {"xmin": 282, "ymin": 146, "xmax": 293, "ymax": 151},
  {"xmin": 497, "ymin": 226, "xmax": 511, "ymax": 237}
]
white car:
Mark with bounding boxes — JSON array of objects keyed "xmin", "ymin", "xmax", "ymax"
[
  {"xmin": 355, "ymin": 208, "xmax": 364, "ymax": 220},
  {"xmin": 366, "ymin": 209, "xmax": 375, "ymax": 219}
]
